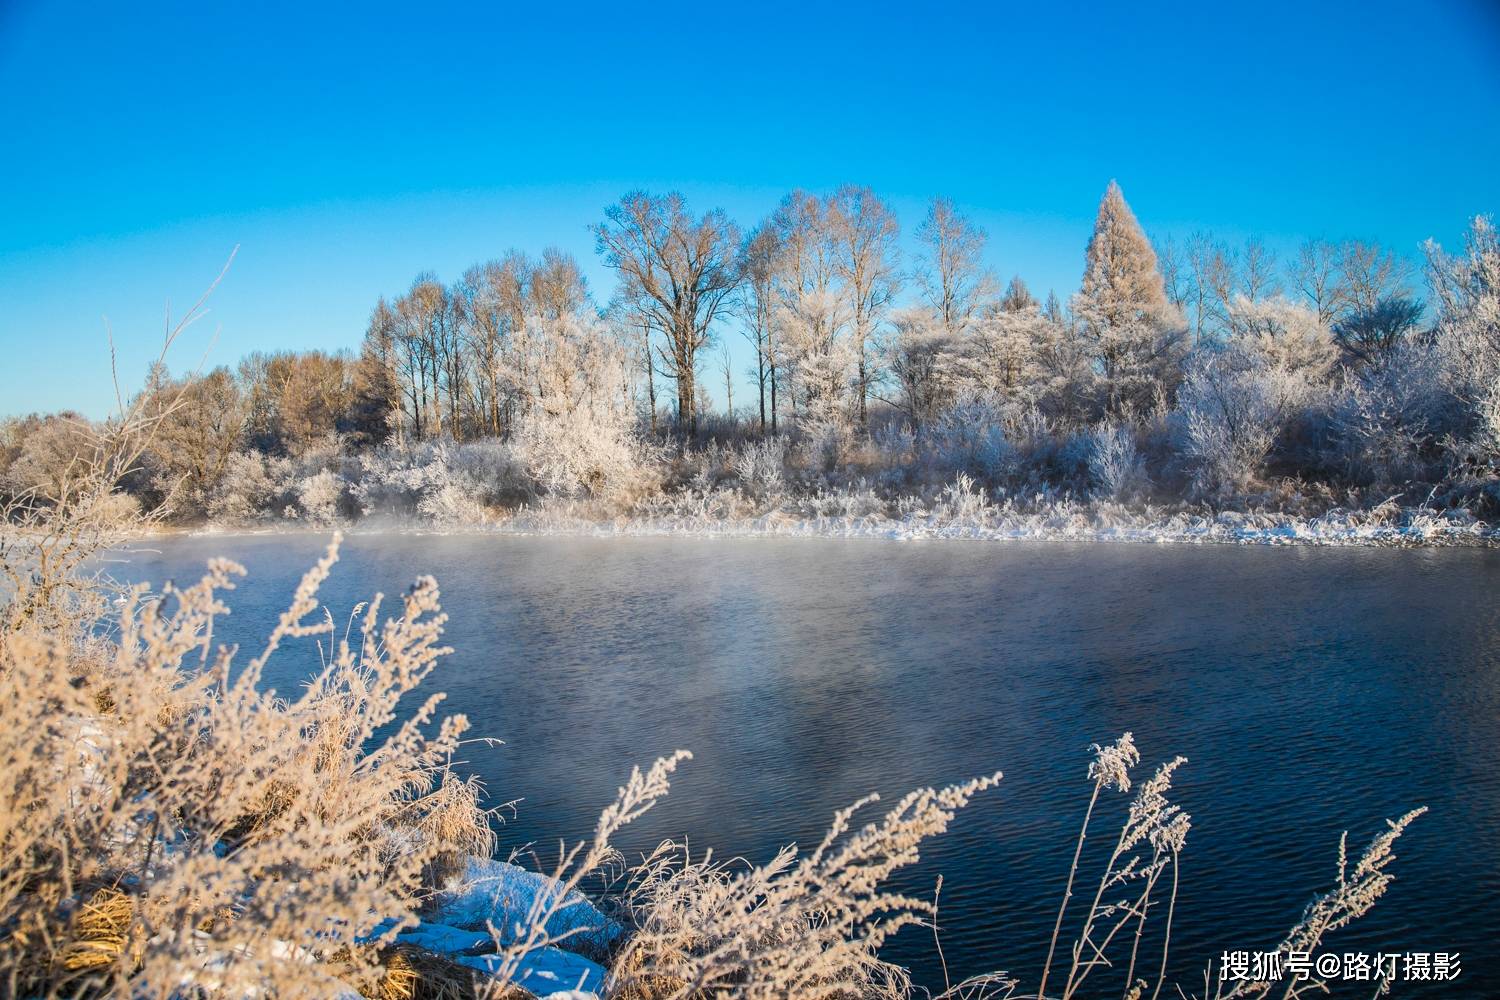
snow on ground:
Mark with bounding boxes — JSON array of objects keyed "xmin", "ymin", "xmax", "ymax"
[
  {"xmin": 345, "ymin": 857, "xmax": 616, "ymax": 997},
  {"xmin": 455, "ymin": 948, "xmax": 606, "ymax": 996},
  {"xmin": 180, "ymin": 497, "xmax": 1498, "ymax": 548},
  {"xmin": 429, "ymin": 856, "xmax": 621, "ymax": 955},
  {"xmin": 393, "ymin": 920, "xmax": 493, "ymax": 954},
  {"xmin": 379, "ymin": 505, "xmax": 1493, "ymax": 546}
]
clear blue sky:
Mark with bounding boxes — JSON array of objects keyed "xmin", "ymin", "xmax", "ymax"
[{"xmin": 1, "ymin": 0, "xmax": 1497, "ymax": 418}]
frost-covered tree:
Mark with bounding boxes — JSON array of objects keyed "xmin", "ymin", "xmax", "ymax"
[
  {"xmin": 1178, "ymin": 299, "xmax": 1335, "ymax": 496},
  {"xmin": 916, "ymin": 197, "xmax": 996, "ymax": 337},
  {"xmin": 237, "ymin": 350, "xmax": 362, "ymax": 454},
  {"xmin": 882, "ymin": 307, "xmax": 954, "ymax": 429},
  {"xmin": 138, "ymin": 367, "xmax": 248, "ymax": 514},
  {"xmin": 0, "ymin": 411, "xmax": 96, "ymax": 504},
  {"xmin": 951, "ymin": 306, "xmax": 1079, "ymax": 420},
  {"xmin": 399, "ymin": 274, "xmax": 463, "ymax": 439},
  {"xmin": 1226, "ymin": 295, "xmax": 1339, "ymax": 379},
  {"xmin": 1185, "ymin": 232, "xmax": 1235, "ymax": 342},
  {"xmin": 453, "ymin": 256, "xmax": 526, "ymax": 437},
  {"xmin": 769, "ymin": 191, "xmax": 852, "ymax": 428},
  {"xmin": 1000, "ymin": 275, "xmax": 1038, "ymax": 313},
  {"xmin": 593, "ymin": 191, "xmax": 742, "ymax": 436},
  {"xmin": 1339, "ymin": 239, "xmax": 1413, "ymax": 315},
  {"xmin": 829, "ymin": 185, "xmax": 900, "ymax": 428},
  {"xmin": 1425, "ymin": 216, "xmax": 1500, "ymax": 457},
  {"xmin": 737, "ymin": 225, "xmax": 781, "ymax": 435},
  {"xmin": 1332, "ymin": 295, "xmax": 1425, "ymax": 368},
  {"xmin": 1073, "ymin": 181, "xmax": 1187, "ymax": 416},
  {"xmin": 1290, "ymin": 239, "xmax": 1348, "ymax": 325},
  {"xmin": 529, "ymin": 246, "xmax": 590, "ymax": 320},
  {"xmin": 1028, "ymin": 308, "xmax": 1096, "ymax": 423},
  {"xmin": 1176, "ymin": 348, "xmax": 1285, "ymax": 496},
  {"xmin": 1240, "ymin": 237, "xmax": 1281, "ymax": 303},
  {"xmin": 1155, "ymin": 235, "xmax": 1188, "ymax": 311},
  {"xmin": 1042, "ymin": 289, "xmax": 1067, "ymax": 325},
  {"xmin": 511, "ymin": 310, "xmax": 645, "ymax": 500}
]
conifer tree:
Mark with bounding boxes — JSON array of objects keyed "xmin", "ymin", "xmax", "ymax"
[{"xmin": 1073, "ymin": 181, "xmax": 1187, "ymax": 416}]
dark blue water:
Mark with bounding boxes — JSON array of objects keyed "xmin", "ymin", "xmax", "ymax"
[{"xmin": 116, "ymin": 533, "xmax": 1500, "ymax": 997}]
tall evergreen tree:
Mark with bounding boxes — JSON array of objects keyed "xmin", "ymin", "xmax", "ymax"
[{"xmin": 1073, "ymin": 181, "xmax": 1187, "ymax": 416}]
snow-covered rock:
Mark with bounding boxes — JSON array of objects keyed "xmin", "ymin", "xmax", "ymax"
[
  {"xmin": 429, "ymin": 857, "xmax": 620, "ymax": 955},
  {"xmin": 455, "ymin": 947, "xmax": 606, "ymax": 996}
]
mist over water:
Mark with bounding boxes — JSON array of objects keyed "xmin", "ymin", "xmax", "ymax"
[{"xmin": 120, "ymin": 533, "xmax": 1500, "ymax": 997}]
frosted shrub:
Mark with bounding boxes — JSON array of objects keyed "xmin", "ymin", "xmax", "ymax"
[
  {"xmin": 446, "ymin": 438, "xmax": 530, "ymax": 501},
  {"xmin": 1087, "ymin": 422, "xmax": 1146, "ymax": 500},
  {"xmin": 870, "ymin": 418, "xmax": 917, "ymax": 462},
  {"xmin": 349, "ymin": 442, "xmax": 517, "ymax": 524},
  {"xmin": 1479, "ymin": 377, "xmax": 1500, "ymax": 455},
  {"xmin": 294, "ymin": 468, "xmax": 345, "ymax": 525},
  {"xmin": 732, "ymin": 437, "xmax": 788, "ymax": 499},
  {"xmin": 1176, "ymin": 350, "xmax": 1282, "ymax": 498},
  {"xmin": 921, "ymin": 395, "xmax": 1015, "ymax": 486},
  {"xmin": 1331, "ymin": 343, "xmax": 1452, "ymax": 485},
  {"xmin": 399, "ymin": 442, "xmax": 528, "ymax": 525},
  {"xmin": 934, "ymin": 472, "xmax": 993, "ymax": 521},
  {"xmin": 803, "ymin": 416, "xmax": 855, "ymax": 473},
  {"xmin": 792, "ymin": 484, "xmax": 887, "ymax": 520},
  {"xmin": 1426, "ymin": 216, "xmax": 1500, "ymax": 466},
  {"xmin": 350, "ymin": 446, "xmax": 432, "ymax": 519},
  {"xmin": 510, "ymin": 312, "xmax": 654, "ymax": 505},
  {"xmin": 514, "ymin": 407, "xmax": 649, "ymax": 503},
  {"xmin": 206, "ymin": 451, "xmax": 295, "ymax": 524},
  {"xmin": 415, "ymin": 467, "xmax": 491, "ymax": 525}
]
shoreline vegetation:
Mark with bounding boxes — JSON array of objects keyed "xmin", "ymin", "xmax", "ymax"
[
  {"xmin": 6, "ymin": 186, "xmax": 1500, "ymax": 554},
  {"xmin": 168, "ymin": 492, "xmax": 1498, "ymax": 547}
]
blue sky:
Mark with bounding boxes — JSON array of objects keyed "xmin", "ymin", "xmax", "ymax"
[{"xmin": 1, "ymin": 0, "xmax": 1497, "ymax": 418}]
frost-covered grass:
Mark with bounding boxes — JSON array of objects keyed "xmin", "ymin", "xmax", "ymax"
[
  {"xmin": 497, "ymin": 488, "xmax": 1495, "ymax": 547},
  {"xmin": 178, "ymin": 485, "xmax": 1498, "ymax": 549}
]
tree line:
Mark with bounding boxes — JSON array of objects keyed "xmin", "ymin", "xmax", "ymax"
[
  {"xmin": 3, "ymin": 181, "xmax": 1496, "ymax": 521},
  {"xmin": 343, "ymin": 181, "xmax": 1433, "ymax": 446}
]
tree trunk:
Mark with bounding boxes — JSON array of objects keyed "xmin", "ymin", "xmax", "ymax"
[{"xmin": 677, "ymin": 364, "xmax": 695, "ymax": 436}]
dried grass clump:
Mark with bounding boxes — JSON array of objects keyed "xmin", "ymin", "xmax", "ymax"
[
  {"xmin": 377, "ymin": 946, "xmax": 486, "ymax": 1000},
  {"xmin": 594, "ymin": 734, "xmax": 1422, "ymax": 1000},
  {"xmin": 0, "ymin": 527, "xmax": 499, "ymax": 998},
  {"xmin": 56, "ymin": 887, "xmax": 137, "ymax": 974},
  {"xmin": 605, "ymin": 774, "xmax": 1002, "ymax": 1000},
  {"xmin": 1207, "ymin": 806, "xmax": 1427, "ymax": 1000}
]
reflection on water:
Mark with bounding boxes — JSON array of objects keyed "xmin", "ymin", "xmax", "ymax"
[{"xmin": 120, "ymin": 534, "xmax": 1500, "ymax": 997}]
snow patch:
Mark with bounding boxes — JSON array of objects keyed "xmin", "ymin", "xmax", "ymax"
[
  {"xmin": 455, "ymin": 947, "xmax": 605, "ymax": 996},
  {"xmin": 395, "ymin": 920, "xmax": 493, "ymax": 954},
  {"xmin": 430, "ymin": 856, "xmax": 620, "ymax": 954}
]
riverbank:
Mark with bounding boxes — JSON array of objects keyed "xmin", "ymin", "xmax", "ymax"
[{"xmin": 173, "ymin": 496, "xmax": 1498, "ymax": 547}]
